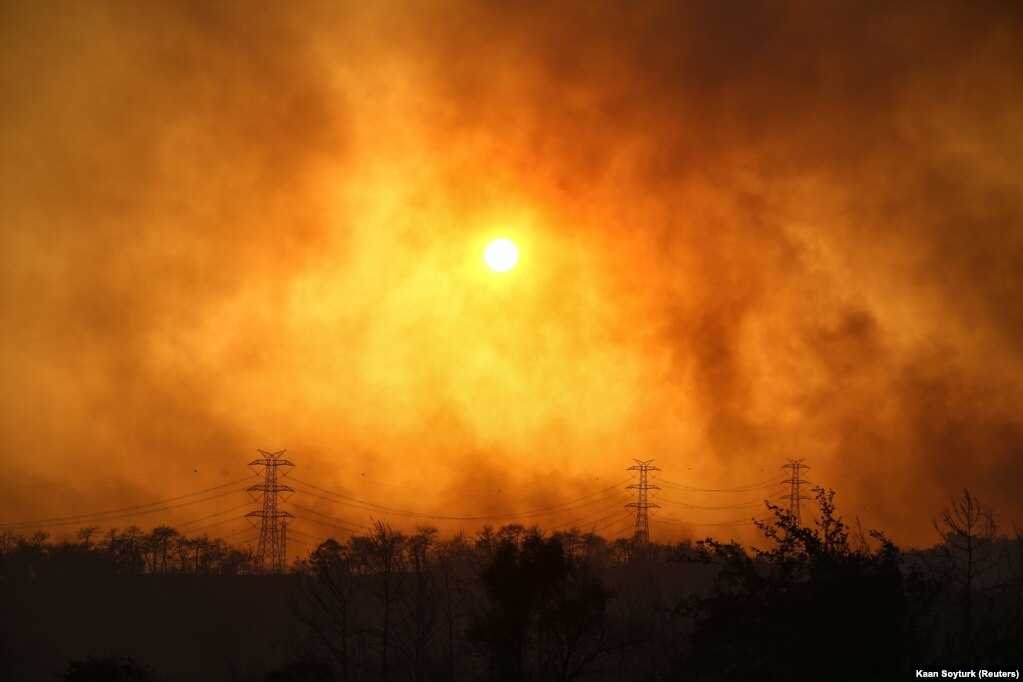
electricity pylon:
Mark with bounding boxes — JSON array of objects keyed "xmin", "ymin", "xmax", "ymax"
[
  {"xmin": 626, "ymin": 459, "xmax": 661, "ymax": 544},
  {"xmin": 780, "ymin": 458, "xmax": 810, "ymax": 526},
  {"xmin": 245, "ymin": 449, "xmax": 294, "ymax": 572}
]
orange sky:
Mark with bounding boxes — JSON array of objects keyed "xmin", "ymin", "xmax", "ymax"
[{"xmin": 2, "ymin": 1, "xmax": 1022, "ymax": 550}]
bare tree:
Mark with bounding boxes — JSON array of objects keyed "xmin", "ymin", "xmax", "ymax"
[
  {"xmin": 436, "ymin": 532, "xmax": 476, "ymax": 681},
  {"xmin": 1, "ymin": 529, "xmax": 16, "ymax": 559},
  {"xmin": 148, "ymin": 526, "xmax": 181, "ymax": 573},
  {"xmin": 296, "ymin": 539, "xmax": 362, "ymax": 680},
  {"xmin": 406, "ymin": 526, "xmax": 438, "ymax": 682},
  {"xmin": 934, "ymin": 488, "xmax": 998, "ymax": 660},
  {"xmin": 99, "ymin": 527, "xmax": 119, "ymax": 560},
  {"xmin": 352, "ymin": 521, "xmax": 406, "ymax": 680},
  {"xmin": 118, "ymin": 526, "xmax": 145, "ymax": 574},
  {"xmin": 1002, "ymin": 524, "xmax": 1023, "ymax": 652},
  {"xmin": 75, "ymin": 525, "xmax": 100, "ymax": 550}
]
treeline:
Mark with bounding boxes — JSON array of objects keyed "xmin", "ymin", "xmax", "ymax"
[
  {"xmin": 0, "ymin": 525, "xmax": 258, "ymax": 577},
  {"xmin": 283, "ymin": 488, "xmax": 1023, "ymax": 680},
  {"xmin": 288, "ymin": 523, "xmax": 666, "ymax": 681},
  {"xmin": 5, "ymin": 488, "xmax": 1023, "ymax": 680},
  {"xmin": 0, "ymin": 523, "xmax": 656, "ymax": 580}
]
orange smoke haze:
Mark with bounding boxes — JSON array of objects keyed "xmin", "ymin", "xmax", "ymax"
[{"xmin": 1, "ymin": 1, "xmax": 1022, "ymax": 549}]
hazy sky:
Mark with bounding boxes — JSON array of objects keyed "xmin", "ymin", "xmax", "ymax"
[{"xmin": 2, "ymin": 0, "xmax": 1021, "ymax": 548}]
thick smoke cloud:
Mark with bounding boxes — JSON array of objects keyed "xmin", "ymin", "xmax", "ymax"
[{"xmin": 1, "ymin": 0, "xmax": 1021, "ymax": 547}]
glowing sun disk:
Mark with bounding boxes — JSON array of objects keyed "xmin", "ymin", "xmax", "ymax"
[{"xmin": 484, "ymin": 238, "xmax": 519, "ymax": 272}]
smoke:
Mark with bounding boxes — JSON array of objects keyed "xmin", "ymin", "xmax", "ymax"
[{"xmin": 1, "ymin": 0, "xmax": 1021, "ymax": 547}]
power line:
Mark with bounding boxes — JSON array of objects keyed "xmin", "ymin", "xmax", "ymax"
[
  {"xmin": 0, "ymin": 476, "xmax": 254, "ymax": 527},
  {"xmin": 657, "ymin": 475, "xmax": 783, "ymax": 493},
  {"xmin": 177, "ymin": 501, "xmax": 255, "ymax": 530},
  {"xmin": 288, "ymin": 477, "xmax": 630, "ymax": 522},
  {"xmin": 221, "ymin": 525, "xmax": 259, "ymax": 542},
  {"xmin": 573, "ymin": 509, "xmax": 634, "ymax": 534},
  {"xmin": 287, "ymin": 535, "xmax": 317, "ymax": 549},
  {"xmin": 312, "ymin": 470, "xmax": 547, "ymax": 501},
  {"xmin": 287, "ymin": 527, "xmax": 326, "ymax": 545},
  {"xmin": 290, "ymin": 477, "xmax": 630, "ymax": 520},
  {"xmin": 553, "ymin": 498, "xmax": 634, "ymax": 532},
  {"xmin": 292, "ymin": 514, "xmax": 363, "ymax": 536},
  {"xmin": 0, "ymin": 452, "xmax": 251, "ymax": 490},
  {"xmin": 0, "ymin": 484, "xmax": 250, "ymax": 529},
  {"xmin": 289, "ymin": 502, "xmax": 370, "ymax": 531},
  {"xmin": 605, "ymin": 516, "xmax": 637, "ymax": 538},
  {"xmin": 0, "ymin": 453, "xmax": 795, "ymax": 544},
  {"xmin": 180, "ymin": 514, "xmax": 250, "ymax": 536},
  {"xmin": 655, "ymin": 497, "xmax": 768, "ymax": 510},
  {"xmin": 654, "ymin": 514, "xmax": 759, "ymax": 527}
]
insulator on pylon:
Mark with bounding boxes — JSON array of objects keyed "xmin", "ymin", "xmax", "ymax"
[
  {"xmin": 626, "ymin": 459, "xmax": 661, "ymax": 544},
  {"xmin": 245, "ymin": 449, "xmax": 295, "ymax": 572}
]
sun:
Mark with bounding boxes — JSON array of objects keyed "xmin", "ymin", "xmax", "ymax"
[{"xmin": 484, "ymin": 238, "xmax": 519, "ymax": 272}]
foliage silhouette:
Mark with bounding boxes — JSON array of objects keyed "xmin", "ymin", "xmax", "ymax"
[
  {"xmin": 58, "ymin": 655, "xmax": 154, "ymax": 681},
  {"xmin": 468, "ymin": 525, "xmax": 619, "ymax": 681},
  {"xmin": 3, "ymin": 493, "xmax": 1021, "ymax": 680},
  {"xmin": 293, "ymin": 537, "xmax": 361, "ymax": 680},
  {"xmin": 263, "ymin": 659, "xmax": 334, "ymax": 681},
  {"xmin": 0, "ymin": 525, "xmax": 257, "ymax": 578},
  {"xmin": 676, "ymin": 487, "xmax": 937, "ymax": 681}
]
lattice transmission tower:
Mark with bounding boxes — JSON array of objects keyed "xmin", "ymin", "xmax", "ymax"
[
  {"xmin": 245, "ymin": 449, "xmax": 295, "ymax": 572},
  {"xmin": 626, "ymin": 459, "xmax": 661, "ymax": 544},
  {"xmin": 780, "ymin": 458, "xmax": 811, "ymax": 526}
]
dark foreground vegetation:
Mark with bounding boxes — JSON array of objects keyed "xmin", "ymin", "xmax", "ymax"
[{"xmin": 2, "ymin": 488, "xmax": 1021, "ymax": 681}]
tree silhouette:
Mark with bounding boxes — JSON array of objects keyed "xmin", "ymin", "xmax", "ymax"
[
  {"xmin": 435, "ymin": 531, "xmax": 475, "ymax": 681},
  {"xmin": 7, "ymin": 508, "xmax": 1015, "ymax": 680},
  {"xmin": 404, "ymin": 526, "xmax": 439, "ymax": 682},
  {"xmin": 147, "ymin": 526, "xmax": 180, "ymax": 574},
  {"xmin": 933, "ymin": 488, "xmax": 998, "ymax": 661},
  {"xmin": 1007, "ymin": 525, "xmax": 1023, "ymax": 656},
  {"xmin": 295, "ymin": 538, "xmax": 361, "ymax": 681},
  {"xmin": 75, "ymin": 526, "xmax": 100, "ymax": 550},
  {"xmin": 348, "ymin": 520, "xmax": 407, "ymax": 679},
  {"xmin": 677, "ymin": 487, "xmax": 936, "ymax": 681},
  {"xmin": 469, "ymin": 526, "xmax": 617, "ymax": 681},
  {"xmin": 58, "ymin": 655, "xmax": 153, "ymax": 681},
  {"xmin": 117, "ymin": 526, "xmax": 146, "ymax": 574}
]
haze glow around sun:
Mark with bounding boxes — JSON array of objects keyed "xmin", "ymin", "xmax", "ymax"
[{"xmin": 484, "ymin": 238, "xmax": 519, "ymax": 272}]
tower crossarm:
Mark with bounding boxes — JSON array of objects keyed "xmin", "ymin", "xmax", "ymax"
[
  {"xmin": 625, "ymin": 458, "xmax": 660, "ymax": 544},
  {"xmin": 245, "ymin": 448, "xmax": 295, "ymax": 572}
]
